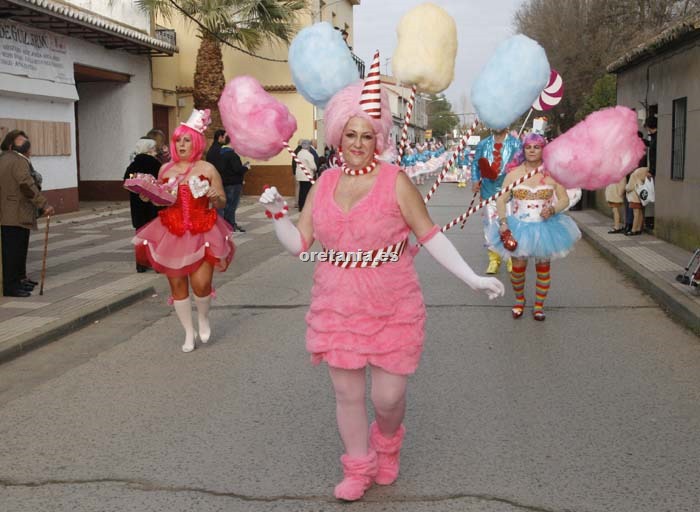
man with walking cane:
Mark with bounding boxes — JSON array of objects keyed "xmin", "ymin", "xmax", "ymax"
[{"xmin": 0, "ymin": 130, "xmax": 54, "ymax": 297}]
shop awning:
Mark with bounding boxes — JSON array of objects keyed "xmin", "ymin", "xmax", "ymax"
[{"xmin": 0, "ymin": 0, "xmax": 177, "ymax": 56}]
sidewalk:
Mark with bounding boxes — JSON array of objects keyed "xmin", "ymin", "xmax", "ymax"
[
  {"xmin": 570, "ymin": 208, "xmax": 700, "ymax": 335},
  {"xmin": 0, "ymin": 196, "xmax": 287, "ymax": 363}
]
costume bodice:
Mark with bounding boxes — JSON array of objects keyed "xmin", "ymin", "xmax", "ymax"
[
  {"xmin": 158, "ymin": 178, "xmax": 217, "ymax": 236},
  {"xmin": 510, "ymin": 184, "xmax": 555, "ymax": 223},
  {"xmin": 312, "ymin": 164, "xmax": 410, "ymax": 254}
]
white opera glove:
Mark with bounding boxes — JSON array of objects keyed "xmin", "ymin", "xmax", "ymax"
[
  {"xmin": 258, "ymin": 186, "xmax": 306, "ymax": 256},
  {"xmin": 422, "ymin": 231, "xmax": 505, "ymax": 300}
]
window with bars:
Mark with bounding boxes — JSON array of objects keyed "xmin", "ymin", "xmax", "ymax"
[{"xmin": 671, "ymin": 97, "xmax": 687, "ymax": 181}]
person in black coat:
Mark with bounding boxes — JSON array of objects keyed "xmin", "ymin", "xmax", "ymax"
[
  {"xmin": 218, "ymin": 144, "xmax": 249, "ymax": 232},
  {"xmin": 123, "ymin": 138, "xmax": 162, "ymax": 272}
]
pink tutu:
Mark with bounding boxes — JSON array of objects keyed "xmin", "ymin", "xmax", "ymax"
[{"xmin": 133, "ymin": 180, "xmax": 234, "ymax": 277}]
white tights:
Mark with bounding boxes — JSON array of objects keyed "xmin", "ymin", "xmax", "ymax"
[{"xmin": 328, "ymin": 365, "xmax": 408, "ymax": 457}]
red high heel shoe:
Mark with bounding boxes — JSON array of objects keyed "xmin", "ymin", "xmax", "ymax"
[
  {"xmin": 512, "ymin": 303, "xmax": 525, "ymax": 319},
  {"xmin": 533, "ymin": 309, "xmax": 546, "ymax": 321}
]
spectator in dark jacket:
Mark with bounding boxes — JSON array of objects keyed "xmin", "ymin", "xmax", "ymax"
[
  {"xmin": 218, "ymin": 144, "xmax": 249, "ymax": 232},
  {"xmin": 123, "ymin": 138, "xmax": 162, "ymax": 272},
  {"xmin": 206, "ymin": 129, "xmax": 227, "ymax": 171}
]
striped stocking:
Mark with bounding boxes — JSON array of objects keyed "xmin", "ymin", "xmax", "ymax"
[
  {"xmin": 510, "ymin": 264, "xmax": 527, "ymax": 308},
  {"xmin": 534, "ymin": 262, "xmax": 551, "ymax": 313}
]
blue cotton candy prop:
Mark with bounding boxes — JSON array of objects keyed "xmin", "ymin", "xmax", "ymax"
[
  {"xmin": 288, "ymin": 22, "xmax": 359, "ymax": 107},
  {"xmin": 471, "ymin": 35, "xmax": 550, "ymax": 130}
]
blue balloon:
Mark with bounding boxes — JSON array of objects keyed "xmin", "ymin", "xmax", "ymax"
[
  {"xmin": 471, "ymin": 35, "xmax": 550, "ymax": 130},
  {"xmin": 288, "ymin": 22, "xmax": 359, "ymax": 108}
]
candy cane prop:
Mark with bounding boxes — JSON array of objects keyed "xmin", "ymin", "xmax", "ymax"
[
  {"xmin": 442, "ymin": 166, "xmax": 543, "ymax": 232},
  {"xmin": 424, "ymin": 118, "xmax": 479, "ymax": 203},
  {"xmin": 283, "ymin": 141, "xmax": 315, "ymax": 184},
  {"xmin": 397, "ymin": 84, "xmax": 417, "ymax": 160},
  {"xmin": 460, "ymin": 180, "xmax": 482, "ymax": 229}
]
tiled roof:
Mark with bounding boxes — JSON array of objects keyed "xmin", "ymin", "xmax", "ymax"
[
  {"xmin": 607, "ymin": 14, "xmax": 700, "ymax": 73},
  {"xmin": 0, "ymin": 0, "xmax": 178, "ymax": 55}
]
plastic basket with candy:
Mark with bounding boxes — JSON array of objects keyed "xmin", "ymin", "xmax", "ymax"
[{"xmin": 123, "ymin": 173, "xmax": 177, "ymax": 206}]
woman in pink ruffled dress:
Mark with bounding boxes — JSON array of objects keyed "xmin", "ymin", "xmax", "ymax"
[
  {"xmin": 133, "ymin": 109, "xmax": 234, "ymax": 353},
  {"xmin": 259, "ymin": 55, "xmax": 504, "ymax": 502}
]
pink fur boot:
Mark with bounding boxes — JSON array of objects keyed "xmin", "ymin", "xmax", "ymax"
[
  {"xmin": 369, "ymin": 421, "xmax": 405, "ymax": 485},
  {"xmin": 333, "ymin": 450, "xmax": 378, "ymax": 501}
]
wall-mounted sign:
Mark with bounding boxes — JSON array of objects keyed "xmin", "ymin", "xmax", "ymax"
[{"xmin": 0, "ymin": 19, "xmax": 73, "ymax": 84}]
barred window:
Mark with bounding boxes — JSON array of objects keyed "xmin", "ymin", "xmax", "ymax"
[{"xmin": 671, "ymin": 97, "xmax": 687, "ymax": 181}]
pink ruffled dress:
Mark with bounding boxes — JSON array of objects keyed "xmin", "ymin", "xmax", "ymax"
[
  {"xmin": 132, "ymin": 173, "xmax": 235, "ymax": 277},
  {"xmin": 307, "ymin": 164, "xmax": 426, "ymax": 375}
]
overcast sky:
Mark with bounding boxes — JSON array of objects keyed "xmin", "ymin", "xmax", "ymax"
[{"xmin": 353, "ymin": 0, "xmax": 525, "ymax": 117}]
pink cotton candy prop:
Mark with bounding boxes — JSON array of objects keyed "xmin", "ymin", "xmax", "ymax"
[
  {"xmin": 543, "ymin": 106, "xmax": 646, "ymax": 190},
  {"xmin": 218, "ymin": 76, "xmax": 297, "ymax": 160}
]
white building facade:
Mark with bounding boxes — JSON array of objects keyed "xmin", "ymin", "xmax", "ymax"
[{"xmin": 0, "ymin": 0, "xmax": 176, "ymax": 212}]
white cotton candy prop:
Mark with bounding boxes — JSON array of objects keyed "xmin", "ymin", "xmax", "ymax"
[
  {"xmin": 288, "ymin": 22, "xmax": 359, "ymax": 107},
  {"xmin": 392, "ymin": 2, "xmax": 457, "ymax": 93},
  {"xmin": 543, "ymin": 106, "xmax": 646, "ymax": 190},
  {"xmin": 471, "ymin": 35, "xmax": 550, "ymax": 130},
  {"xmin": 218, "ymin": 76, "xmax": 297, "ymax": 160}
]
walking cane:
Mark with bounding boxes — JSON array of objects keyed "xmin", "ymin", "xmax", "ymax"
[{"xmin": 39, "ymin": 214, "xmax": 50, "ymax": 296}]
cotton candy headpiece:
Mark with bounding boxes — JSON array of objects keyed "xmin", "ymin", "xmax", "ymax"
[
  {"xmin": 181, "ymin": 109, "xmax": 211, "ymax": 134},
  {"xmin": 288, "ymin": 22, "xmax": 359, "ymax": 108},
  {"xmin": 218, "ymin": 76, "xmax": 297, "ymax": 160},
  {"xmin": 392, "ymin": 2, "xmax": 457, "ymax": 93},
  {"xmin": 360, "ymin": 50, "xmax": 382, "ymax": 119},
  {"xmin": 471, "ymin": 35, "xmax": 550, "ymax": 130}
]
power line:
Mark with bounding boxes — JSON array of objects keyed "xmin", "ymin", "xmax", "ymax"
[{"xmin": 167, "ymin": 0, "xmax": 289, "ymax": 63}]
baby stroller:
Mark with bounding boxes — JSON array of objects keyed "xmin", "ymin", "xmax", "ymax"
[{"xmin": 676, "ymin": 249, "xmax": 700, "ymax": 296}]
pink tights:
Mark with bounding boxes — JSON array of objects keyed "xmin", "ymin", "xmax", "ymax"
[{"xmin": 328, "ymin": 365, "xmax": 408, "ymax": 457}]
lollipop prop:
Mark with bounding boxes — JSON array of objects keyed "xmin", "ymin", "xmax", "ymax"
[
  {"xmin": 393, "ymin": 3, "xmax": 458, "ymax": 159},
  {"xmin": 519, "ymin": 69, "xmax": 564, "ymax": 136}
]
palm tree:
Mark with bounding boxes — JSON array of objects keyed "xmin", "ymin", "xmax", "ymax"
[{"xmin": 137, "ymin": 0, "xmax": 306, "ymax": 131}]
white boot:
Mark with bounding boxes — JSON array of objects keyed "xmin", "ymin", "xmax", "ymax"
[
  {"xmin": 193, "ymin": 294, "xmax": 211, "ymax": 343},
  {"xmin": 172, "ymin": 297, "xmax": 195, "ymax": 352}
]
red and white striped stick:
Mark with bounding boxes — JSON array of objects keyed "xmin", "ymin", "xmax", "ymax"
[
  {"xmin": 397, "ymin": 84, "xmax": 417, "ymax": 161},
  {"xmin": 424, "ymin": 118, "xmax": 479, "ymax": 203},
  {"xmin": 460, "ymin": 180, "xmax": 481, "ymax": 229},
  {"xmin": 442, "ymin": 166, "xmax": 543, "ymax": 232},
  {"xmin": 283, "ymin": 141, "xmax": 315, "ymax": 184}
]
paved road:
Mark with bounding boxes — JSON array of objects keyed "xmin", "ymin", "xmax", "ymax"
[{"xmin": 1, "ymin": 185, "xmax": 698, "ymax": 511}]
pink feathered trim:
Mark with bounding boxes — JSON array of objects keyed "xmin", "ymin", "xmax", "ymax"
[{"xmin": 417, "ymin": 225, "xmax": 441, "ymax": 245}]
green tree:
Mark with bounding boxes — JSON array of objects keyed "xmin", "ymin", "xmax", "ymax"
[
  {"xmin": 576, "ymin": 74, "xmax": 617, "ymax": 121},
  {"xmin": 136, "ymin": 0, "xmax": 306, "ymax": 131},
  {"xmin": 426, "ymin": 94, "xmax": 459, "ymax": 140}
]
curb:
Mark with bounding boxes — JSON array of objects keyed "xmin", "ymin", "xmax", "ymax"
[
  {"xmin": 0, "ymin": 285, "xmax": 156, "ymax": 365},
  {"xmin": 576, "ymin": 221, "xmax": 700, "ymax": 336}
]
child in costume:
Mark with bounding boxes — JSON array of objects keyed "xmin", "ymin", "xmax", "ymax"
[
  {"xmin": 258, "ymin": 54, "xmax": 504, "ymax": 502},
  {"xmin": 456, "ymin": 147, "xmax": 470, "ymax": 188},
  {"xmin": 487, "ymin": 133, "xmax": 580, "ymax": 321},
  {"xmin": 471, "ymin": 128, "xmax": 522, "ymax": 274},
  {"xmin": 132, "ymin": 109, "xmax": 235, "ymax": 352}
]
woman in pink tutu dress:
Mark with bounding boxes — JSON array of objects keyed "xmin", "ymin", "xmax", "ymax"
[
  {"xmin": 259, "ymin": 55, "xmax": 504, "ymax": 502},
  {"xmin": 133, "ymin": 109, "xmax": 234, "ymax": 353}
]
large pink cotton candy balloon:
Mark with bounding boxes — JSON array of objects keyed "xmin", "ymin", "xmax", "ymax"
[
  {"xmin": 218, "ymin": 76, "xmax": 297, "ymax": 160},
  {"xmin": 543, "ymin": 106, "xmax": 646, "ymax": 190}
]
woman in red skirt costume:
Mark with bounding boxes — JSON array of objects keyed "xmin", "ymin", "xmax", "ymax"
[{"xmin": 133, "ymin": 109, "xmax": 234, "ymax": 352}]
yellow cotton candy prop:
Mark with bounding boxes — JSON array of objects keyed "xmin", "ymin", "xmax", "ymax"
[{"xmin": 392, "ymin": 2, "xmax": 457, "ymax": 93}]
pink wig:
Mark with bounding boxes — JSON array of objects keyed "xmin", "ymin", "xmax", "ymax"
[
  {"xmin": 508, "ymin": 132, "xmax": 547, "ymax": 171},
  {"xmin": 169, "ymin": 124, "xmax": 206, "ymax": 163},
  {"xmin": 324, "ymin": 81, "xmax": 394, "ymax": 154}
]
